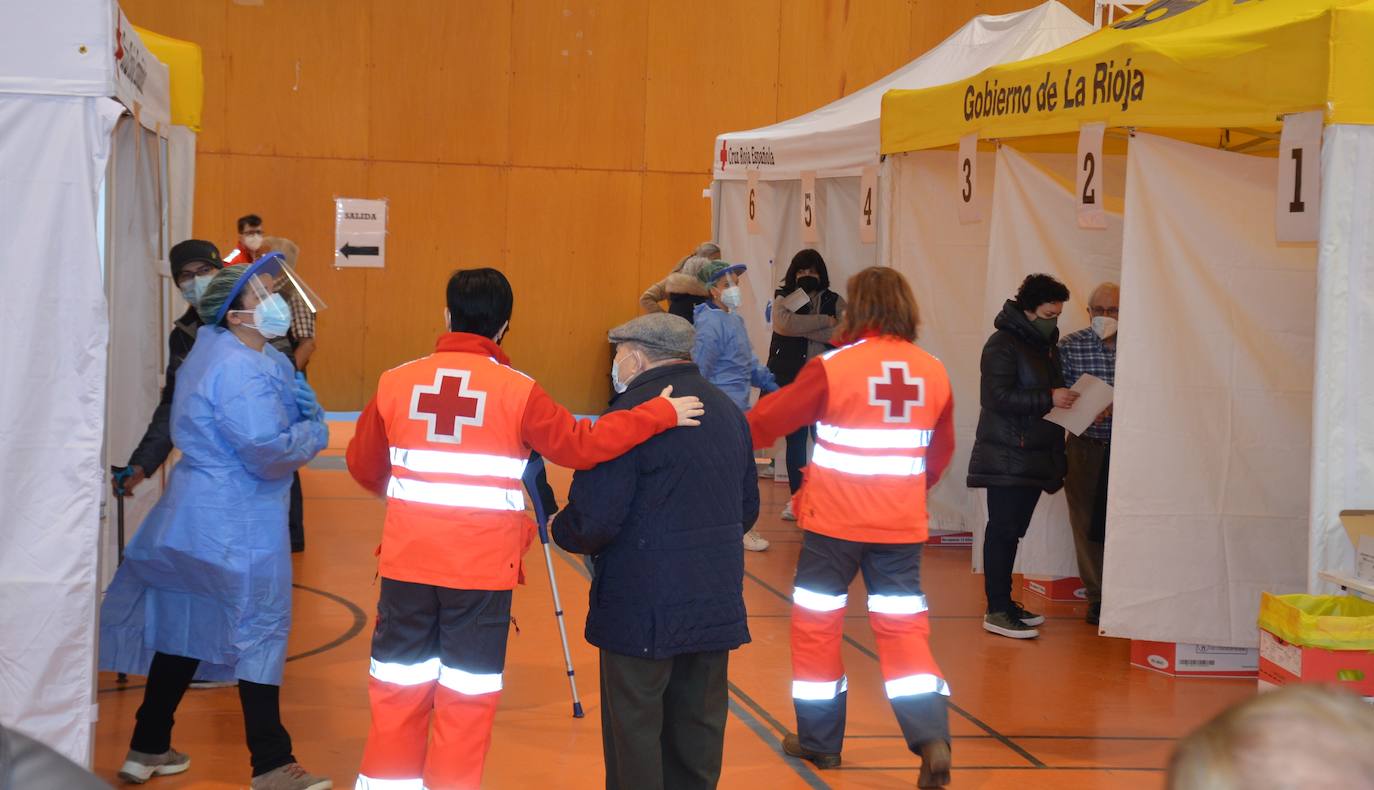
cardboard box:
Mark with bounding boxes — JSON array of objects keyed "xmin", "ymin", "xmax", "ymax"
[
  {"xmin": 926, "ymin": 531, "xmax": 972, "ymax": 547},
  {"xmin": 1024, "ymin": 575, "xmax": 1087, "ymax": 602},
  {"xmin": 1258, "ymin": 628, "xmax": 1374, "ymax": 696},
  {"xmin": 1130, "ymin": 640, "xmax": 1259, "ymax": 678}
]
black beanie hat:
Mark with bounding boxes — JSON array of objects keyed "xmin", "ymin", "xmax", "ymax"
[{"xmin": 169, "ymin": 239, "xmax": 223, "ymax": 281}]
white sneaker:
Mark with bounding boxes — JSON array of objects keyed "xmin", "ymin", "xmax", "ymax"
[
  {"xmin": 118, "ymin": 748, "xmax": 190, "ymax": 783},
  {"xmin": 780, "ymin": 501, "xmax": 797, "ymax": 521},
  {"xmin": 743, "ymin": 529, "xmax": 770, "ymax": 552}
]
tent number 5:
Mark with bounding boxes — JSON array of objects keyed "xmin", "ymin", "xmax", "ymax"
[
  {"xmin": 1289, "ymin": 148, "xmax": 1305, "ymax": 213},
  {"xmin": 1082, "ymin": 152, "xmax": 1097, "ymax": 205},
  {"xmin": 863, "ymin": 187, "xmax": 873, "ymax": 227},
  {"xmin": 748, "ymin": 188, "xmax": 756, "ymax": 220},
  {"xmin": 804, "ymin": 192, "xmax": 813, "ymax": 227},
  {"xmin": 961, "ymin": 158, "xmax": 973, "ymax": 203}
]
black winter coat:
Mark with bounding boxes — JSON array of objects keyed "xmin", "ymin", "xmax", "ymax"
[
  {"xmin": 552, "ymin": 362, "xmax": 756, "ymax": 659},
  {"xmin": 967, "ymin": 300, "xmax": 1067, "ymax": 492},
  {"xmin": 127, "ymin": 308, "xmax": 202, "ymax": 475},
  {"xmin": 767, "ymin": 287, "xmax": 841, "ymax": 385}
]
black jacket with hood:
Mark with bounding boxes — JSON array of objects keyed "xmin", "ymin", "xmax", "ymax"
[
  {"xmin": 967, "ymin": 300, "xmax": 1067, "ymax": 492},
  {"xmin": 126, "ymin": 307, "xmax": 203, "ymax": 475}
]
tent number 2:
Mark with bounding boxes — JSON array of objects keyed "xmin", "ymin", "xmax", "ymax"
[
  {"xmin": 804, "ymin": 192, "xmax": 813, "ymax": 227},
  {"xmin": 961, "ymin": 158, "xmax": 973, "ymax": 203},
  {"xmin": 1082, "ymin": 152, "xmax": 1097, "ymax": 205},
  {"xmin": 863, "ymin": 187, "xmax": 873, "ymax": 226},
  {"xmin": 748, "ymin": 188, "xmax": 756, "ymax": 220},
  {"xmin": 1289, "ymin": 148, "xmax": 1305, "ymax": 213}
]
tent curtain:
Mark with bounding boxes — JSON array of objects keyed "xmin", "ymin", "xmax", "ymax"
[
  {"xmin": 1102, "ymin": 134, "xmax": 1314, "ymax": 647},
  {"xmin": 0, "ymin": 93, "xmax": 122, "ymax": 765}
]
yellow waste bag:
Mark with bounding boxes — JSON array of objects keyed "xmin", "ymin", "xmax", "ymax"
[{"xmin": 1258, "ymin": 593, "xmax": 1374, "ymax": 652}]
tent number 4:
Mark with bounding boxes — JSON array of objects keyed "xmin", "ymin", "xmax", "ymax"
[
  {"xmin": 863, "ymin": 187, "xmax": 873, "ymax": 226},
  {"xmin": 1082, "ymin": 152, "xmax": 1097, "ymax": 205}
]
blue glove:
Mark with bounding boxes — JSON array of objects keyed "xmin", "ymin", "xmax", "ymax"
[{"xmin": 294, "ymin": 372, "xmax": 323, "ymax": 421}]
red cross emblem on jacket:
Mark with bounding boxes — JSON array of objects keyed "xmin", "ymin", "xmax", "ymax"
[
  {"xmin": 409, "ymin": 369, "xmax": 487, "ymax": 443},
  {"xmin": 869, "ymin": 362, "xmax": 925, "ymax": 423}
]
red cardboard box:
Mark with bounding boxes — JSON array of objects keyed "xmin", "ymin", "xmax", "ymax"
[
  {"xmin": 1023, "ymin": 575, "xmax": 1086, "ymax": 602},
  {"xmin": 1130, "ymin": 640, "xmax": 1259, "ymax": 678},
  {"xmin": 1258, "ymin": 629, "xmax": 1374, "ymax": 696}
]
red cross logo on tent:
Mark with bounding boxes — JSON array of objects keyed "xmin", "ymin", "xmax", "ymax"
[
  {"xmin": 410, "ymin": 369, "xmax": 487, "ymax": 444},
  {"xmin": 869, "ymin": 362, "xmax": 925, "ymax": 423},
  {"xmin": 720, "ymin": 140, "xmax": 728, "ymax": 171}
]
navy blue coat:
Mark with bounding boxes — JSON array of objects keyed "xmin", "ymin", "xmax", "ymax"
[{"xmin": 552, "ymin": 362, "xmax": 756, "ymax": 660}]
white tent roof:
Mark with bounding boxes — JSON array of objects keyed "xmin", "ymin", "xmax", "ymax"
[{"xmin": 712, "ymin": 1, "xmax": 1092, "ymax": 181}]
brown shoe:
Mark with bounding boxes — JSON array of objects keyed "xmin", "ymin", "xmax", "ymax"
[
  {"xmin": 782, "ymin": 733, "xmax": 841, "ymax": 769},
  {"xmin": 917, "ymin": 740, "xmax": 951, "ymax": 788}
]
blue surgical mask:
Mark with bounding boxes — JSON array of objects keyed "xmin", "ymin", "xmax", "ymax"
[
  {"xmin": 721, "ymin": 286, "xmax": 743, "ymax": 310},
  {"xmin": 611, "ymin": 359, "xmax": 628, "ymax": 394},
  {"xmin": 235, "ymin": 293, "xmax": 292, "ymax": 339},
  {"xmin": 179, "ymin": 273, "xmax": 215, "ymax": 307}
]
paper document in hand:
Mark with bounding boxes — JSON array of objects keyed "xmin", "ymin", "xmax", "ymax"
[
  {"xmin": 781, "ymin": 288, "xmax": 812, "ymax": 313},
  {"xmin": 1044, "ymin": 374, "xmax": 1114, "ymax": 436}
]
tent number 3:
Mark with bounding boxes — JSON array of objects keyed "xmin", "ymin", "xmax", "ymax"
[
  {"xmin": 1289, "ymin": 148, "xmax": 1305, "ymax": 213},
  {"xmin": 961, "ymin": 158, "xmax": 973, "ymax": 203}
]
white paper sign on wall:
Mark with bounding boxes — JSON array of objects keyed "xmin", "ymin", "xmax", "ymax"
[
  {"xmin": 1276, "ymin": 111, "xmax": 1323, "ymax": 243},
  {"xmin": 957, "ymin": 133, "xmax": 981, "ymax": 224},
  {"xmin": 800, "ymin": 170, "xmax": 819, "ymax": 243},
  {"xmin": 859, "ymin": 165, "xmax": 878, "ymax": 245},
  {"xmin": 746, "ymin": 170, "xmax": 761, "ymax": 236},
  {"xmin": 334, "ymin": 197, "xmax": 387, "ymax": 269},
  {"xmin": 1076, "ymin": 122, "xmax": 1107, "ymax": 230}
]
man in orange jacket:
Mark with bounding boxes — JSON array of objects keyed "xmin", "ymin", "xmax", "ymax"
[
  {"xmin": 747, "ymin": 267, "xmax": 956, "ymax": 788},
  {"xmin": 346, "ymin": 268, "xmax": 705, "ymax": 790}
]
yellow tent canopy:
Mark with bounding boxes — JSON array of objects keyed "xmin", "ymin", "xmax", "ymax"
[
  {"xmin": 881, "ymin": 0, "xmax": 1374, "ymax": 154},
  {"xmin": 134, "ymin": 25, "xmax": 204, "ymax": 133}
]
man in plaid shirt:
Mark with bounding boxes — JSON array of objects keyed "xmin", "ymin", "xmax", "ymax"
[{"xmin": 1058, "ymin": 282, "xmax": 1118, "ymax": 627}]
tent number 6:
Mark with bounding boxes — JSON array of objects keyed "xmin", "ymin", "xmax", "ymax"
[
  {"xmin": 1082, "ymin": 151, "xmax": 1097, "ymax": 205},
  {"xmin": 804, "ymin": 192, "xmax": 813, "ymax": 227},
  {"xmin": 1289, "ymin": 147, "xmax": 1305, "ymax": 213},
  {"xmin": 748, "ymin": 188, "xmax": 756, "ymax": 220},
  {"xmin": 961, "ymin": 158, "xmax": 972, "ymax": 203}
]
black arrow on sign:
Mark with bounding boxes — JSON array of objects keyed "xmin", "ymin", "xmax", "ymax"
[{"xmin": 339, "ymin": 243, "xmax": 380, "ymax": 258}]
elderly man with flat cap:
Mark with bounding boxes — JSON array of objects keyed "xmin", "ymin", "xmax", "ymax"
[{"xmin": 554, "ymin": 312, "xmax": 757, "ymax": 790}]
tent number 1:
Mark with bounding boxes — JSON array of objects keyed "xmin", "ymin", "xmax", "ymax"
[
  {"xmin": 863, "ymin": 187, "xmax": 873, "ymax": 227},
  {"xmin": 748, "ymin": 188, "xmax": 756, "ymax": 220},
  {"xmin": 1289, "ymin": 148, "xmax": 1305, "ymax": 213},
  {"xmin": 804, "ymin": 192, "xmax": 813, "ymax": 227},
  {"xmin": 961, "ymin": 158, "xmax": 972, "ymax": 203},
  {"xmin": 1082, "ymin": 151, "xmax": 1097, "ymax": 205}
]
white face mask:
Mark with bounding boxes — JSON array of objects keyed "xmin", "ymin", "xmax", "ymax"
[
  {"xmin": 721, "ymin": 286, "xmax": 743, "ymax": 310},
  {"xmin": 611, "ymin": 351, "xmax": 638, "ymax": 394},
  {"xmin": 1091, "ymin": 316, "xmax": 1118, "ymax": 339},
  {"xmin": 243, "ymin": 233, "xmax": 264, "ymax": 252}
]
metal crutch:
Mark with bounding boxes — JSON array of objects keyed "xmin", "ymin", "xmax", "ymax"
[{"xmin": 521, "ymin": 457, "xmax": 585, "ymax": 718}]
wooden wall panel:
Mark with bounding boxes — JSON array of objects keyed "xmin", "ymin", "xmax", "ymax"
[
  {"xmin": 121, "ymin": 1, "xmax": 229, "ymax": 153},
  {"xmin": 644, "ymin": 0, "xmax": 782, "ymax": 173},
  {"xmin": 503, "ymin": 169, "xmax": 643, "ymax": 413},
  {"xmin": 205, "ymin": 155, "xmax": 370, "ymax": 409},
  {"xmin": 638, "ymin": 173, "xmax": 714, "ymax": 292},
  {"xmin": 368, "ymin": 0, "xmax": 512, "ymax": 165},
  {"xmin": 509, "ymin": 0, "xmax": 649, "ymax": 170},
  {"xmin": 135, "ymin": 1, "xmax": 1093, "ymax": 411},
  {"xmin": 777, "ymin": 0, "xmax": 917, "ymax": 121},
  {"xmin": 223, "ymin": 0, "xmax": 372, "ymax": 159},
  {"xmin": 360, "ymin": 162, "xmax": 509, "ymax": 394}
]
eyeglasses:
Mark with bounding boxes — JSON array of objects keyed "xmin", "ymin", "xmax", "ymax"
[
  {"xmin": 1088, "ymin": 306, "xmax": 1119, "ymax": 318},
  {"xmin": 175, "ymin": 262, "xmax": 218, "ymax": 284}
]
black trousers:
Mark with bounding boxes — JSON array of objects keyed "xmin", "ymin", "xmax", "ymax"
[
  {"xmin": 129, "ymin": 652, "xmax": 294, "ymax": 777},
  {"xmin": 288, "ymin": 472, "xmax": 304, "ymax": 552},
  {"xmin": 983, "ymin": 486, "xmax": 1044, "ymax": 614},
  {"xmin": 600, "ymin": 649, "xmax": 729, "ymax": 790},
  {"xmin": 784, "ymin": 425, "xmax": 818, "ymax": 495}
]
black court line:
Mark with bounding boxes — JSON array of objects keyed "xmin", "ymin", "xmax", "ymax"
[
  {"xmin": 98, "ymin": 583, "xmax": 368, "ymax": 694},
  {"xmin": 549, "ymin": 545, "xmax": 831, "ymax": 790},
  {"xmin": 837, "ymin": 765, "xmax": 1166, "ymax": 772},
  {"xmin": 742, "ymin": 568, "xmax": 1046, "ymax": 769},
  {"xmin": 845, "ymin": 734, "xmax": 1176, "ymax": 741}
]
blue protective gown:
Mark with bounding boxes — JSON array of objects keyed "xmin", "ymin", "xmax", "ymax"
[
  {"xmin": 692, "ymin": 302, "xmax": 778, "ymax": 411},
  {"xmin": 99, "ymin": 326, "xmax": 328, "ymax": 685}
]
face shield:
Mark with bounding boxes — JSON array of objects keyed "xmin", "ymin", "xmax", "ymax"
[{"xmin": 213, "ymin": 253, "xmax": 327, "ymax": 329}]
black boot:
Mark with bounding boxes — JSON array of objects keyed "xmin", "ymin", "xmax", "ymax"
[
  {"xmin": 917, "ymin": 740, "xmax": 951, "ymax": 788},
  {"xmin": 782, "ymin": 734, "xmax": 841, "ymax": 769}
]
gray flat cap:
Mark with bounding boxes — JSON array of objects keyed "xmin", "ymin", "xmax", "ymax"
[{"xmin": 608, "ymin": 313, "xmax": 695, "ymax": 358}]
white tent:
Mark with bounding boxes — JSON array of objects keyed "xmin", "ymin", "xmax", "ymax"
[
  {"xmin": 0, "ymin": 0, "xmax": 187, "ymax": 765},
  {"xmin": 709, "ymin": 0, "xmax": 1093, "ymax": 392}
]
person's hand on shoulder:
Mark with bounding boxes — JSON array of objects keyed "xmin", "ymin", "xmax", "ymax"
[{"xmin": 659, "ymin": 385, "xmax": 704, "ymax": 427}]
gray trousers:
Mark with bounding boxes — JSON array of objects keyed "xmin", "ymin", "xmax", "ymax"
[
  {"xmin": 1064, "ymin": 434, "xmax": 1110, "ymax": 603},
  {"xmin": 600, "ymin": 649, "xmax": 729, "ymax": 790}
]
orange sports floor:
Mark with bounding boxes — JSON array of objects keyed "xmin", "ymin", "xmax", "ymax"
[{"xmin": 93, "ymin": 424, "xmax": 1255, "ymax": 789}]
